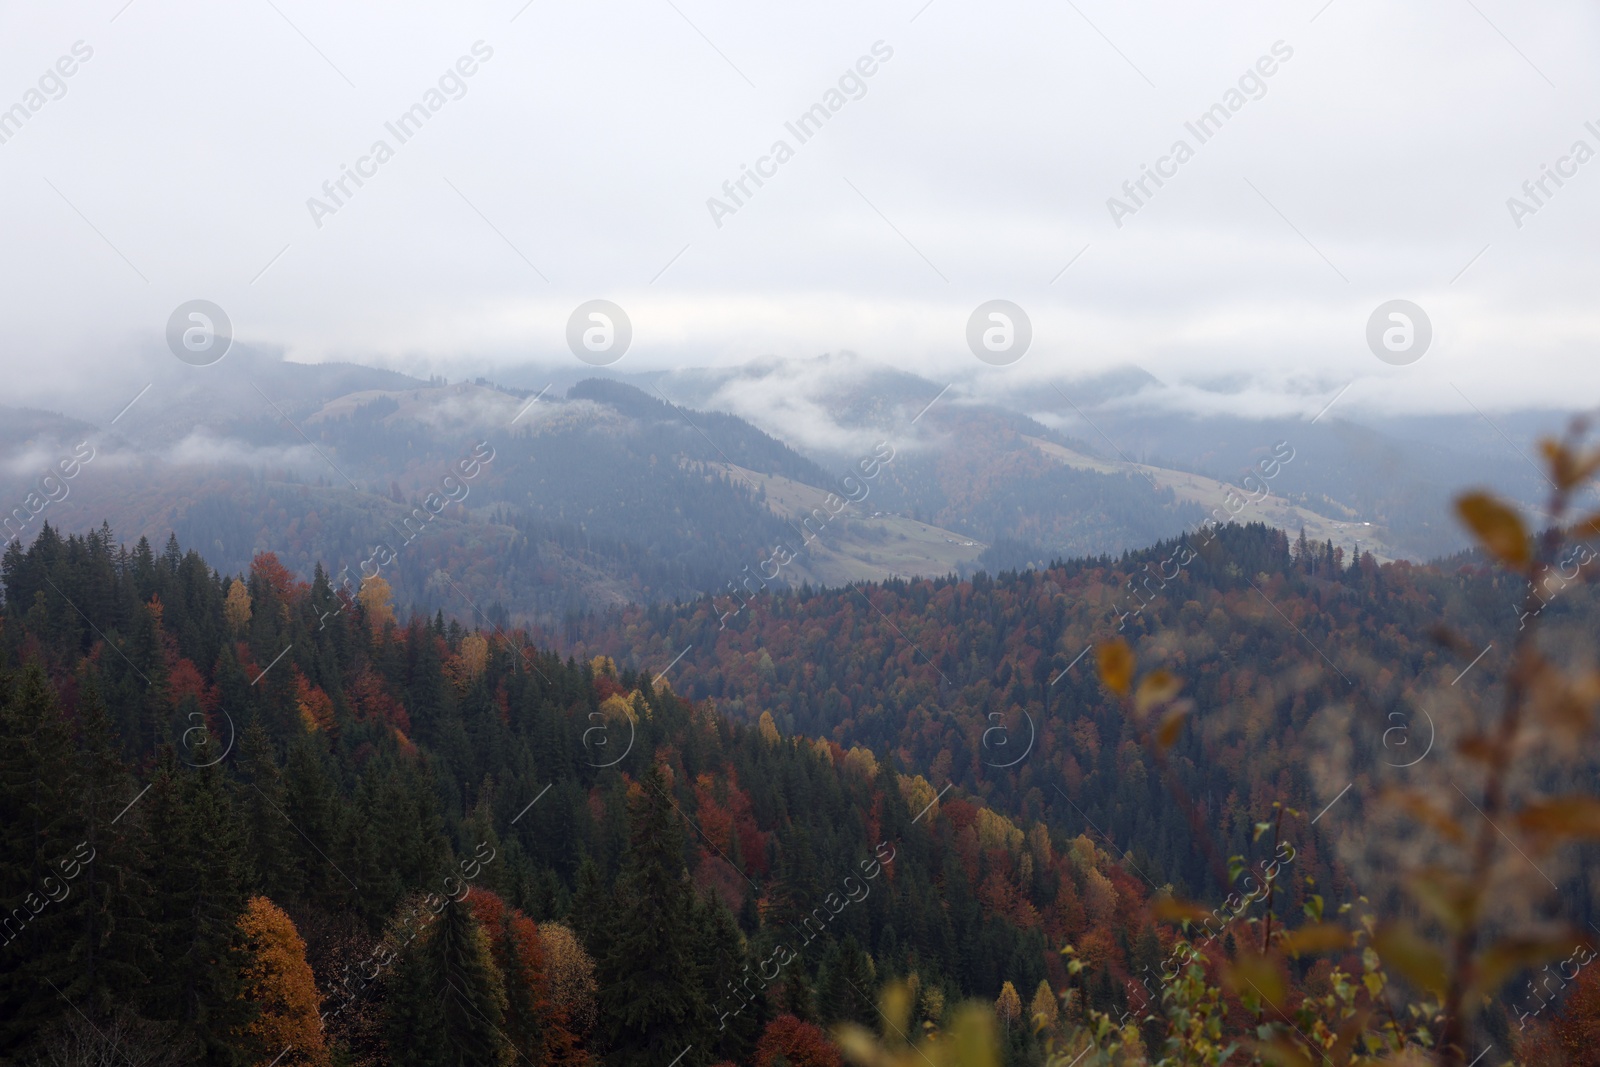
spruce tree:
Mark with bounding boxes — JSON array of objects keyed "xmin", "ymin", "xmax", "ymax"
[
  {"xmin": 0, "ymin": 663, "xmax": 84, "ymax": 1058},
  {"xmin": 236, "ymin": 717, "xmax": 303, "ymax": 905},
  {"xmin": 141, "ymin": 750, "xmax": 254, "ymax": 1064},
  {"xmin": 411, "ymin": 896, "xmax": 512, "ymax": 1067},
  {"xmin": 65, "ymin": 674, "xmax": 156, "ymax": 1018},
  {"xmin": 598, "ymin": 764, "xmax": 711, "ymax": 1067}
]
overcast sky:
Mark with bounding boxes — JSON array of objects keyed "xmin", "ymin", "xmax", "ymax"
[{"xmin": 2, "ymin": 0, "xmax": 1598, "ymax": 417}]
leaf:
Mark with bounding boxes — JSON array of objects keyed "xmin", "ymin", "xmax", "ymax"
[
  {"xmin": 1152, "ymin": 897, "xmax": 1213, "ymax": 924},
  {"xmin": 1154, "ymin": 705, "xmax": 1190, "ymax": 752},
  {"xmin": 1251, "ymin": 1036, "xmax": 1314, "ymax": 1067},
  {"xmin": 1567, "ymin": 510, "xmax": 1600, "ymax": 540},
  {"xmin": 1096, "ymin": 639, "xmax": 1134, "ymax": 696},
  {"xmin": 1405, "ymin": 866, "xmax": 1477, "ymax": 934},
  {"xmin": 1516, "ymin": 797, "xmax": 1600, "ymax": 842},
  {"xmin": 1386, "ymin": 788, "xmax": 1468, "ymax": 847},
  {"xmin": 1473, "ymin": 934, "xmax": 1579, "ymax": 1003},
  {"xmin": 1456, "ymin": 492, "xmax": 1530, "ymax": 569},
  {"xmin": 1540, "ymin": 439, "xmax": 1600, "ymax": 491},
  {"xmin": 1278, "ymin": 923, "xmax": 1351, "ymax": 957},
  {"xmin": 1373, "ymin": 923, "xmax": 1448, "ymax": 995},
  {"xmin": 1224, "ymin": 953, "xmax": 1286, "ymax": 1008},
  {"xmin": 1135, "ymin": 669, "xmax": 1181, "ymax": 716},
  {"xmin": 1455, "ymin": 734, "xmax": 1498, "ymax": 765}
]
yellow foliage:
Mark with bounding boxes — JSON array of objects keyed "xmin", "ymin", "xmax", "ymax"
[
  {"xmin": 974, "ymin": 808, "xmax": 1024, "ymax": 856},
  {"xmin": 1083, "ymin": 867, "xmax": 1118, "ymax": 924},
  {"xmin": 1029, "ymin": 980, "xmax": 1058, "ymax": 1032},
  {"xmin": 836, "ymin": 981, "xmax": 998, "ymax": 1067},
  {"xmin": 590, "ymin": 655, "xmax": 617, "ymax": 678},
  {"xmin": 459, "ymin": 633, "xmax": 489, "ymax": 681},
  {"xmin": 1026, "ymin": 823, "xmax": 1053, "ymax": 868},
  {"xmin": 224, "ymin": 581, "xmax": 252, "ymax": 634},
  {"xmin": 995, "ymin": 981, "xmax": 1022, "ymax": 1027},
  {"xmin": 897, "ymin": 774, "xmax": 939, "ymax": 822},
  {"xmin": 758, "ymin": 710, "xmax": 781, "ymax": 745},
  {"xmin": 234, "ymin": 896, "xmax": 330, "ymax": 1067},
  {"xmin": 358, "ymin": 576, "xmax": 396, "ymax": 629},
  {"xmin": 598, "ymin": 693, "xmax": 635, "ymax": 723},
  {"xmin": 538, "ymin": 923, "xmax": 598, "ymax": 1036},
  {"xmin": 843, "ymin": 746, "xmax": 880, "ymax": 781}
]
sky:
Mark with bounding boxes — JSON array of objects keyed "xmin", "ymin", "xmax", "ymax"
[{"xmin": 2, "ymin": 0, "xmax": 1598, "ymax": 418}]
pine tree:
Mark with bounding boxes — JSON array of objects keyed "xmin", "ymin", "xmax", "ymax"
[
  {"xmin": 817, "ymin": 935, "xmax": 877, "ymax": 1029},
  {"xmin": 700, "ymin": 893, "xmax": 762, "ymax": 1064},
  {"xmin": 236, "ymin": 717, "xmax": 303, "ymax": 905},
  {"xmin": 418, "ymin": 896, "xmax": 512, "ymax": 1067},
  {"xmin": 141, "ymin": 750, "xmax": 254, "ymax": 1064},
  {"xmin": 598, "ymin": 764, "xmax": 712, "ymax": 1067},
  {"xmin": 0, "ymin": 663, "xmax": 85, "ymax": 1058},
  {"xmin": 65, "ymin": 674, "xmax": 156, "ymax": 1018}
]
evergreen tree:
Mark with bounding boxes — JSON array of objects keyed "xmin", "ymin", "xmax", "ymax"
[
  {"xmin": 141, "ymin": 750, "xmax": 254, "ymax": 1065},
  {"xmin": 236, "ymin": 717, "xmax": 303, "ymax": 906},
  {"xmin": 818, "ymin": 935, "xmax": 877, "ymax": 1028},
  {"xmin": 418, "ymin": 897, "xmax": 512, "ymax": 1067},
  {"xmin": 598, "ymin": 764, "xmax": 711, "ymax": 1067},
  {"xmin": 0, "ymin": 663, "xmax": 84, "ymax": 1057},
  {"xmin": 64, "ymin": 674, "xmax": 156, "ymax": 1018}
]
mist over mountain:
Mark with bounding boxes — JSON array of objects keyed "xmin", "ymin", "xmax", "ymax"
[{"xmin": 3, "ymin": 350, "xmax": 1579, "ymax": 637}]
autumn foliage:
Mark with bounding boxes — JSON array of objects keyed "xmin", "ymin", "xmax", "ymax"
[
  {"xmin": 234, "ymin": 896, "xmax": 330, "ymax": 1067},
  {"xmin": 756, "ymin": 1014, "xmax": 842, "ymax": 1067}
]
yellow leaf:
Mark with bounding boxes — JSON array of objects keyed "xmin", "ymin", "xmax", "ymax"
[
  {"xmin": 1455, "ymin": 492, "xmax": 1529, "ymax": 569},
  {"xmin": 1224, "ymin": 952, "xmax": 1286, "ymax": 1008},
  {"xmin": 1473, "ymin": 934, "xmax": 1579, "ymax": 1003},
  {"xmin": 1097, "ymin": 639, "xmax": 1134, "ymax": 696},
  {"xmin": 1405, "ymin": 867, "xmax": 1477, "ymax": 934},
  {"xmin": 1152, "ymin": 897, "xmax": 1213, "ymax": 924},
  {"xmin": 1567, "ymin": 510, "xmax": 1600, "ymax": 540},
  {"xmin": 1540, "ymin": 439, "xmax": 1600, "ymax": 491},
  {"xmin": 1386, "ymin": 789, "xmax": 1468, "ymax": 847},
  {"xmin": 1251, "ymin": 1037, "xmax": 1314, "ymax": 1067},
  {"xmin": 1155, "ymin": 705, "xmax": 1190, "ymax": 752},
  {"xmin": 1516, "ymin": 797, "xmax": 1600, "ymax": 841},
  {"xmin": 1278, "ymin": 923, "xmax": 1351, "ymax": 957},
  {"xmin": 1135, "ymin": 670, "xmax": 1181, "ymax": 717},
  {"xmin": 1373, "ymin": 923, "xmax": 1448, "ymax": 995}
]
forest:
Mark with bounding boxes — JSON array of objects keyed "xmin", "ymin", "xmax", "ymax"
[{"xmin": 2, "ymin": 432, "xmax": 1599, "ymax": 1066}]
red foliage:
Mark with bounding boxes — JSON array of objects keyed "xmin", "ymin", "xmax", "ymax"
[
  {"xmin": 166, "ymin": 657, "xmax": 215, "ymax": 712},
  {"xmin": 755, "ymin": 1015, "xmax": 841, "ymax": 1067},
  {"xmin": 348, "ymin": 668, "xmax": 411, "ymax": 733},
  {"xmin": 467, "ymin": 890, "xmax": 586, "ymax": 1067},
  {"xmin": 251, "ymin": 551, "xmax": 302, "ymax": 606}
]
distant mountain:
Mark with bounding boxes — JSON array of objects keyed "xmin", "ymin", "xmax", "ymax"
[{"xmin": 4, "ymin": 351, "xmax": 1583, "ymax": 627}]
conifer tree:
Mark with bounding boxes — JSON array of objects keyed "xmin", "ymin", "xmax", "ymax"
[
  {"xmin": 598, "ymin": 764, "xmax": 712, "ymax": 1067},
  {"xmin": 237, "ymin": 717, "xmax": 303, "ymax": 906},
  {"xmin": 0, "ymin": 663, "xmax": 84, "ymax": 1057},
  {"xmin": 419, "ymin": 895, "xmax": 512, "ymax": 1067},
  {"xmin": 141, "ymin": 750, "xmax": 254, "ymax": 1064},
  {"xmin": 65, "ymin": 673, "xmax": 156, "ymax": 1018}
]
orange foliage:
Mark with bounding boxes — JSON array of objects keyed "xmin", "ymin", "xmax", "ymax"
[
  {"xmin": 1555, "ymin": 964, "xmax": 1600, "ymax": 1066},
  {"xmin": 467, "ymin": 890, "xmax": 561, "ymax": 1065},
  {"xmin": 235, "ymin": 895, "xmax": 330, "ymax": 1067},
  {"xmin": 292, "ymin": 668, "xmax": 336, "ymax": 735},
  {"xmin": 538, "ymin": 922, "xmax": 597, "ymax": 1063},
  {"xmin": 755, "ymin": 1015, "xmax": 841, "ymax": 1067},
  {"xmin": 166, "ymin": 657, "xmax": 215, "ymax": 712},
  {"xmin": 251, "ymin": 552, "xmax": 302, "ymax": 617}
]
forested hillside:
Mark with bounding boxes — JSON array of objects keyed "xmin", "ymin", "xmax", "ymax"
[{"xmin": 0, "ymin": 524, "xmax": 1177, "ymax": 1066}]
